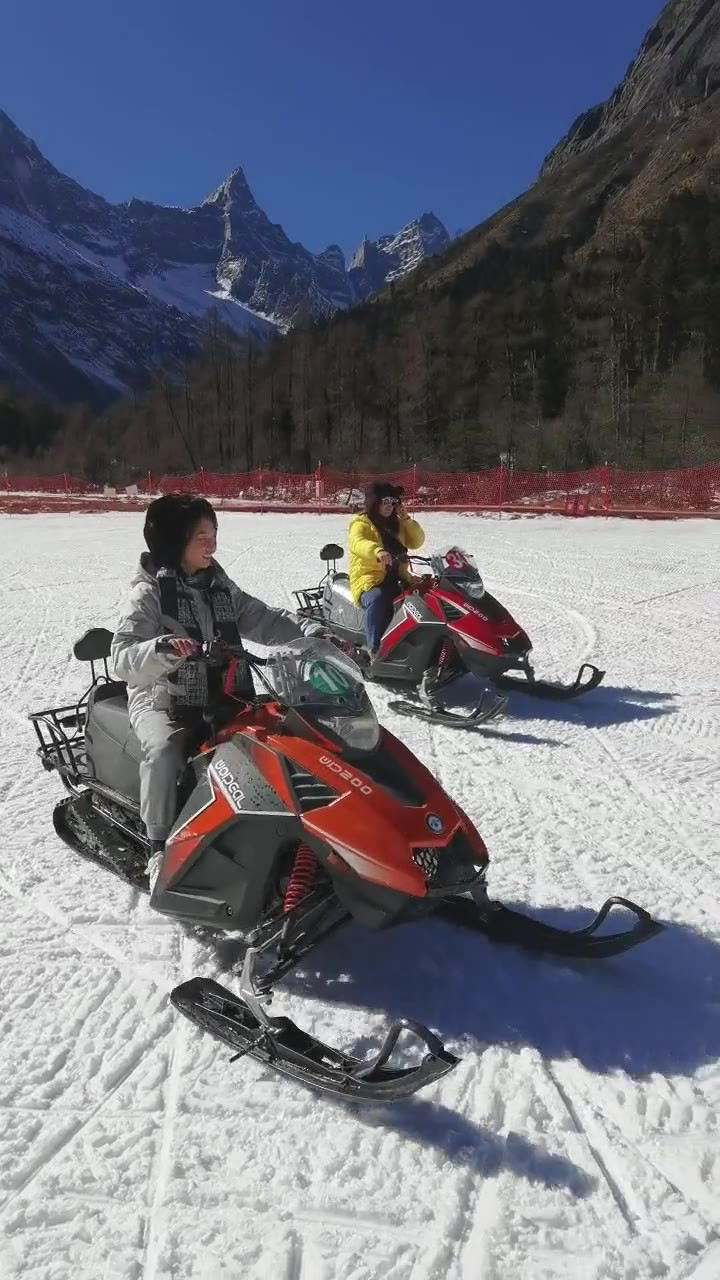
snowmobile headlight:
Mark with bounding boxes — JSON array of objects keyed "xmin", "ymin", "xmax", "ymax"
[
  {"xmin": 462, "ymin": 579, "xmax": 485, "ymax": 600},
  {"xmin": 317, "ymin": 705, "xmax": 380, "ymax": 753}
]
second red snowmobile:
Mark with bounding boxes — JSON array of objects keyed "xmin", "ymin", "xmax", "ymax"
[{"xmin": 294, "ymin": 544, "xmax": 604, "ymax": 726}]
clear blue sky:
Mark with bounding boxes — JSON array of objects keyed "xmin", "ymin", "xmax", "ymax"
[{"xmin": 2, "ymin": 0, "xmax": 661, "ymax": 257}]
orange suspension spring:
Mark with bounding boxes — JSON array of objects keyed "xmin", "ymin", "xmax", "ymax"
[{"xmin": 283, "ymin": 844, "xmax": 317, "ymax": 913}]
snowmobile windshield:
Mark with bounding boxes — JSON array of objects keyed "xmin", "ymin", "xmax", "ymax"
[
  {"xmin": 265, "ymin": 641, "xmax": 380, "ymax": 752},
  {"xmin": 430, "ymin": 548, "xmax": 485, "ymax": 598}
]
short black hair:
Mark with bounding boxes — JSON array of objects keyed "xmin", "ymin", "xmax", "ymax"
[{"xmin": 144, "ymin": 494, "xmax": 217, "ymax": 569}]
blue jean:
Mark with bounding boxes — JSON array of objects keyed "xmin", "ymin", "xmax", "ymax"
[{"xmin": 360, "ymin": 587, "xmax": 393, "ymax": 652}]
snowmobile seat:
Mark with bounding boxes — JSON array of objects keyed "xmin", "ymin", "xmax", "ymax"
[
  {"xmin": 74, "ymin": 628, "xmax": 113, "ymax": 662},
  {"xmin": 85, "ymin": 683, "xmax": 143, "ymax": 802},
  {"xmin": 320, "ymin": 543, "xmax": 344, "ymax": 562}
]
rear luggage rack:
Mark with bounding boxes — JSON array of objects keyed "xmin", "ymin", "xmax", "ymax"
[
  {"xmin": 292, "ymin": 586, "xmax": 324, "ymax": 618},
  {"xmin": 29, "ymin": 704, "xmax": 87, "ymax": 782},
  {"xmin": 29, "ymin": 640, "xmax": 116, "ymax": 783}
]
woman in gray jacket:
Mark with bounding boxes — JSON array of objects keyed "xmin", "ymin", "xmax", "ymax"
[{"xmin": 111, "ymin": 494, "xmax": 320, "ymax": 856}]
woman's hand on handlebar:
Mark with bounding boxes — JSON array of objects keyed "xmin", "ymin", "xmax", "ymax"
[
  {"xmin": 159, "ymin": 636, "xmax": 201, "ymax": 659},
  {"xmin": 376, "ymin": 550, "xmax": 393, "ymax": 566}
]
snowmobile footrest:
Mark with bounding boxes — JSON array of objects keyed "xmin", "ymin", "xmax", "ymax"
[
  {"xmin": 439, "ymin": 894, "xmax": 663, "ymax": 959},
  {"xmin": 171, "ymin": 977, "xmax": 458, "ymax": 1102}
]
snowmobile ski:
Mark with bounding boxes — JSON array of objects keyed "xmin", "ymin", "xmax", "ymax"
[
  {"xmin": 439, "ymin": 892, "xmax": 663, "ymax": 959},
  {"xmin": 495, "ymin": 662, "xmax": 605, "ymax": 701},
  {"xmin": 171, "ymin": 974, "xmax": 458, "ymax": 1102},
  {"xmin": 53, "ymin": 794, "xmax": 150, "ymax": 891},
  {"xmin": 388, "ymin": 687, "xmax": 508, "ymax": 729}
]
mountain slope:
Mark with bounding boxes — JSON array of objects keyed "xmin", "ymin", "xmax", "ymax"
[{"xmin": 412, "ymin": 0, "xmax": 720, "ymax": 293}]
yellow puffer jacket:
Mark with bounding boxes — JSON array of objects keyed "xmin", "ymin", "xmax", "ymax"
[{"xmin": 348, "ymin": 513, "xmax": 425, "ymax": 602}]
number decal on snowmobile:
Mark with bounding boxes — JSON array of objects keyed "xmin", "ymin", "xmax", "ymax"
[
  {"xmin": 211, "ymin": 760, "xmax": 246, "ymax": 807},
  {"xmin": 319, "ymin": 755, "xmax": 372, "ymax": 795},
  {"xmin": 445, "ymin": 548, "xmax": 469, "ymax": 571}
]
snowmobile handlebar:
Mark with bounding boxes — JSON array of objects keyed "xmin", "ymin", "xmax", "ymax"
[{"xmin": 157, "ymin": 636, "xmax": 268, "ymax": 667}]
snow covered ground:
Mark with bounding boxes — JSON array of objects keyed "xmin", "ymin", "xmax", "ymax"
[{"xmin": 0, "ymin": 512, "xmax": 719, "ymax": 1280}]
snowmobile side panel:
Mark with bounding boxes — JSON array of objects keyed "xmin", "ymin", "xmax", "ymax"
[
  {"xmin": 170, "ymin": 977, "xmax": 458, "ymax": 1102},
  {"xmin": 153, "ymin": 742, "xmax": 301, "ymax": 928},
  {"xmin": 372, "ymin": 595, "xmax": 446, "ymax": 684},
  {"xmin": 439, "ymin": 894, "xmax": 663, "ymax": 958},
  {"xmin": 322, "ymin": 576, "xmax": 366, "ymax": 643}
]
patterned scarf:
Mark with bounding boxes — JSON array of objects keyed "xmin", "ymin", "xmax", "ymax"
[{"xmin": 157, "ymin": 567, "xmax": 252, "ymax": 720}]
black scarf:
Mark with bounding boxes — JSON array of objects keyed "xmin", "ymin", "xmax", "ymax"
[{"xmin": 372, "ymin": 513, "xmax": 406, "ymax": 556}]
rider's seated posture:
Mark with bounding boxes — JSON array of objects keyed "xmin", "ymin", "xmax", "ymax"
[
  {"xmin": 348, "ymin": 482, "xmax": 425, "ymax": 655},
  {"xmin": 111, "ymin": 494, "xmax": 320, "ymax": 857}
]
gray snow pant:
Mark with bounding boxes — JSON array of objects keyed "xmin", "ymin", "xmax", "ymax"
[{"xmin": 130, "ymin": 706, "xmax": 192, "ymax": 843}]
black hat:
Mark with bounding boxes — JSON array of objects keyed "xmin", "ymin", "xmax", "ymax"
[
  {"xmin": 364, "ymin": 480, "xmax": 397, "ymax": 505},
  {"xmin": 144, "ymin": 494, "xmax": 217, "ymax": 569}
]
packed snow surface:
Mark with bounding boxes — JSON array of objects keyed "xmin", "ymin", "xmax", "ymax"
[{"xmin": 0, "ymin": 512, "xmax": 719, "ymax": 1280}]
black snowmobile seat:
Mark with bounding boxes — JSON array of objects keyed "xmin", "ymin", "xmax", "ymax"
[
  {"xmin": 86, "ymin": 683, "xmax": 143, "ymax": 802},
  {"xmin": 74, "ymin": 628, "xmax": 113, "ymax": 662},
  {"xmin": 320, "ymin": 543, "xmax": 344, "ymax": 562}
]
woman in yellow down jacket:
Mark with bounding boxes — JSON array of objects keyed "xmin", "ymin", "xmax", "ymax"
[{"xmin": 349, "ymin": 481, "xmax": 425, "ymax": 655}]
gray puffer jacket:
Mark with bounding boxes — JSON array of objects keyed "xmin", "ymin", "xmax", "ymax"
[{"xmin": 111, "ymin": 554, "xmax": 318, "ymax": 719}]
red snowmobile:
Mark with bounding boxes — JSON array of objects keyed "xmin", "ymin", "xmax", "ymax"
[
  {"xmin": 30, "ymin": 631, "xmax": 658, "ymax": 1103},
  {"xmin": 294, "ymin": 544, "xmax": 604, "ymax": 727}
]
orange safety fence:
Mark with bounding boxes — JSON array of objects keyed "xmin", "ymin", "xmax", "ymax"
[{"xmin": 2, "ymin": 463, "xmax": 719, "ymax": 515}]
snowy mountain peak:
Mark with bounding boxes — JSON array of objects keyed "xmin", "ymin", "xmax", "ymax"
[
  {"xmin": 0, "ymin": 110, "xmax": 53, "ymax": 193},
  {"xmin": 349, "ymin": 212, "xmax": 450, "ymax": 292},
  {"xmin": 203, "ymin": 166, "xmax": 258, "ymax": 213},
  {"xmin": 317, "ymin": 243, "xmax": 346, "ymax": 273},
  {"xmin": 0, "ymin": 109, "xmax": 34, "ymax": 149}
]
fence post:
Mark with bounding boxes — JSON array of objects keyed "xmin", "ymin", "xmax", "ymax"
[
  {"xmin": 63, "ymin": 472, "xmax": 69, "ymax": 495},
  {"xmin": 602, "ymin": 461, "xmax": 611, "ymax": 514},
  {"xmin": 315, "ymin": 461, "xmax": 324, "ymax": 510},
  {"xmin": 411, "ymin": 462, "xmax": 417, "ymax": 505},
  {"xmin": 498, "ymin": 461, "xmax": 506, "ymax": 516}
]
